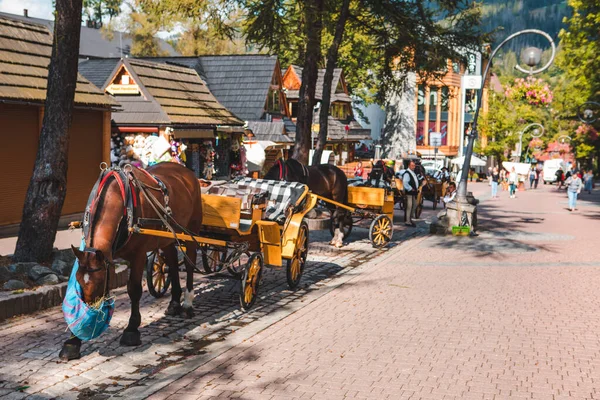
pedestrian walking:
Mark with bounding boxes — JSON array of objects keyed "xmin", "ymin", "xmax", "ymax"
[
  {"xmin": 556, "ymin": 169, "xmax": 564, "ymax": 190},
  {"xmin": 566, "ymin": 170, "xmax": 582, "ymax": 211},
  {"xmin": 529, "ymin": 167, "xmax": 536, "ymax": 189},
  {"xmin": 584, "ymin": 169, "xmax": 593, "ymax": 194},
  {"xmin": 500, "ymin": 168, "xmax": 507, "ymax": 191},
  {"xmin": 508, "ymin": 167, "xmax": 518, "ymax": 198},
  {"xmin": 402, "ymin": 160, "xmax": 419, "ymax": 227},
  {"xmin": 491, "ymin": 167, "xmax": 499, "ymax": 198}
]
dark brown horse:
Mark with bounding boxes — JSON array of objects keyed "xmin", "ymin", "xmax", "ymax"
[
  {"xmin": 59, "ymin": 162, "xmax": 203, "ymax": 361},
  {"xmin": 264, "ymin": 158, "xmax": 349, "ymax": 247}
]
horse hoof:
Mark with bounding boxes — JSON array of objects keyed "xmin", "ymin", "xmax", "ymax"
[
  {"xmin": 165, "ymin": 301, "xmax": 182, "ymax": 316},
  {"xmin": 120, "ymin": 330, "xmax": 142, "ymax": 347},
  {"xmin": 181, "ymin": 307, "xmax": 194, "ymax": 319},
  {"xmin": 59, "ymin": 343, "xmax": 81, "ymax": 361},
  {"xmin": 335, "ymin": 242, "xmax": 343, "ymax": 248}
]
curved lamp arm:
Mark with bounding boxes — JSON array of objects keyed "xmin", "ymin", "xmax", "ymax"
[
  {"xmin": 457, "ymin": 29, "xmax": 556, "ymax": 200},
  {"xmin": 513, "ymin": 30, "xmax": 556, "ymax": 75}
]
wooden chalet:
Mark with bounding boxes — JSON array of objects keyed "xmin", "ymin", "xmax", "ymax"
[
  {"xmin": 283, "ymin": 65, "xmax": 370, "ymax": 164},
  {"xmin": 78, "ymin": 58, "xmax": 244, "ymax": 179},
  {"xmin": 0, "ymin": 16, "xmax": 116, "ymax": 228}
]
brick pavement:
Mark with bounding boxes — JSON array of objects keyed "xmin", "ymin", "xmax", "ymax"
[
  {"xmin": 141, "ymin": 183, "xmax": 600, "ymax": 400},
  {"xmin": 0, "ymin": 196, "xmax": 441, "ymax": 400}
]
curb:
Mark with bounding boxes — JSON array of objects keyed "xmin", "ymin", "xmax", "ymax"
[{"xmin": 0, "ymin": 266, "xmax": 129, "ymax": 322}]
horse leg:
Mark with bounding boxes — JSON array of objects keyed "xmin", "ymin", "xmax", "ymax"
[
  {"xmin": 120, "ymin": 252, "xmax": 145, "ymax": 346},
  {"xmin": 331, "ymin": 208, "xmax": 344, "ymax": 248},
  {"xmin": 181, "ymin": 242, "xmax": 197, "ymax": 319},
  {"xmin": 59, "ymin": 331, "xmax": 82, "ymax": 361},
  {"xmin": 164, "ymin": 244, "xmax": 183, "ymax": 316}
]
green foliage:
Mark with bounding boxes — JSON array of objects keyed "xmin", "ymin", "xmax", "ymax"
[
  {"xmin": 83, "ymin": 0, "xmax": 122, "ymax": 23},
  {"xmin": 127, "ymin": 1, "xmax": 169, "ymax": 57}
]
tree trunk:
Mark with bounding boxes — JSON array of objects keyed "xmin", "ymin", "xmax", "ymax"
[
  {"xmin": 13, "ymin": 0, "xmax": 84, "ymax": 263},
  {"xmin": 292, "ymin": 0, "xmax": 324, "ymax": 165},
  {"xmin": 312, "ymin": 0, "xmax": 351, "ymax": 166}
]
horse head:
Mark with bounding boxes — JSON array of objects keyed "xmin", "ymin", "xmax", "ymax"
[{"xmin": 71, "ymin": 246, "xmax": 111, "ymax": 305}]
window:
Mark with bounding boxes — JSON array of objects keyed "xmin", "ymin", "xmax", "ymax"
[
  {"xmin": 417, "ymin": 85, "xmax": 425, "ymax": 112},
  {"xmin": 331, "ymin": 103, "xmax": 348, "ymax": 119},
  {"xmin": 266, "ymin": 89, "xmax": 280, "ymax": 113},
  {"xmin": 441, "ymin": 87, "xmax": 449, "ymax": 112},
  {"xmin": 429, "ymin": 86, "xmax": 438, "ymax": 108}
]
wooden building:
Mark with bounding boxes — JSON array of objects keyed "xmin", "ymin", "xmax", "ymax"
[
  {"xmin": 78, "ymin": 58, "xmax": 244, "ymax": 179},
  {"xmin": 415, "ymin": 59, "xmax": 490, "ymax": 161},
  {"xmin": 0, "ymin": 16, "xmax": 116, "ymax": 227},
  {"xmin": 283, "ymin": 66, "xmax": 371, "ymax": 164}
]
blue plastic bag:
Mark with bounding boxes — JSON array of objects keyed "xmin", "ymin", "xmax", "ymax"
[{"xmin": 62, "ymin": 240, "xmax": 114, "ymax": 341}]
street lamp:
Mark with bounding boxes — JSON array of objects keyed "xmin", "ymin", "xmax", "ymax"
[
  {"xmin": 578, "ymin": 101, "xmax": 600, "ymax": 125},
  {"xmin": 457, "ymin": 29, "xmax": 556, "ymax": 204},
  {"xmin": 517, "ymin": 123, "xmax": 544, "ymax": 161}
]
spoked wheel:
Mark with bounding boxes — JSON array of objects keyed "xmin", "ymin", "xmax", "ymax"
[
  {"xmin": 240, "ymin": 253, "xmax": 263, "ymax": 310},
  {"xmin": 228, "ymin": 251, "xmax": 250, "ymax": 279},
  {"xmin": 287, "ymin": 222, "xmax": 309, "ymax": 289},
  {"xmin": 201, "ymin": 248, "xmax": 225, "ymax": 274},
  {"xmin": 369, "ymin": 215, "xmax": 393, "ymax": 248},
  {"xmin": 328, "ymin": 213, "xmax": 353, "ymax": 240},
  {"xmin": 146, "ymin": 251, "xmax": 171, "ymax": 298}
]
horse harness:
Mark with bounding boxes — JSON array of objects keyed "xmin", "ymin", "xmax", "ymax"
[
  {"xmin": 276, "ymin": 159, "xmax": 309, "ymax": 182},
  {"xmin": 83, "ymin": 164, "xmax": 172, "ymax": 258}
]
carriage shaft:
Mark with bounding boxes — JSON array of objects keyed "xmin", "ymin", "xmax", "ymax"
[{"xmin": 130, "ymin": 227, "xmax": 229, "ymax": 247}]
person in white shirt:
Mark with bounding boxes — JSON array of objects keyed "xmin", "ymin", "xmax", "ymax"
[
  {"xmin": 443, "ymin": 182, "xmax": 457, "ymax": 205},
  {"xmin": 402, "ymin": 160, "xmax": 420, "ymax": 227},
  {"xmin": 508, "ymin": 167, "xmax": 518, "ymax": 198}
]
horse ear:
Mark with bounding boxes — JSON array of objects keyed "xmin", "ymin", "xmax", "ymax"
[
  {"xmin": 71, "ymin": 245, "xmax": 85, "ymax": 262},
  {"xmin": 94, "ymin": 249, "xmax": 105, "ymax": 264}
]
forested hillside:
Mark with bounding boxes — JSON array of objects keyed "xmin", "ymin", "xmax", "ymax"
[{"xmin": 481, "ymin": 0, "xmax": 570, "ymax": 50}]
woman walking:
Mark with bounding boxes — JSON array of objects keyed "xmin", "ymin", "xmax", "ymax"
[
  {"xmin": 566, "ymin": 171, "xmax": 583, "ymax": 211},
  {"xmin": 508, "ymin": 167, "xmax": 518, "ymax": 198},
  {"xmin": 491, "ymin": 167, "xmax": 499, "ymax": 199},
  {"xmin": 529, "ymin": 167, "xmax": 536, "ymax": 189}
]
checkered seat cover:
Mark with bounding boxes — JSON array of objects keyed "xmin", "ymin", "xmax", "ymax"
[{"xmin": 235, "ymin": 178, "xmax": 308, "ymax": 223}]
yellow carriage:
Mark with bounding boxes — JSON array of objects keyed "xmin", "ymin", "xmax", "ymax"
[
  {"xmin": 319, "ymin": 185, "xmax": 395, "ymax": 248},
  {"xmin": 142, "ymin": 179, "xmax": 317, "ymax": 309}
]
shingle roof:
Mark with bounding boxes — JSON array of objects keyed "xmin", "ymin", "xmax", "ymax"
[
  {"xmin": 0, "ymin": 16, "xmax": 116, "ymax": 108},
  {"xmin": 144, "ymin": 55, "xmax": 279, "ymax": 121},
  {"xmin": 0, "ymin": 12, "xmax": 179, "ymax": 58},
  {"xmin": 123, "ymin": 58, "xmax": 243, "ymax": 126},
  {"xmin": 247, "ymin": 120, "xmax": 293, "ymax": 143},
  {"xmin": 284, "ymin": 66, "xmax": 351, "ymax": 103},
  {"xmin": 78, "ymin": 58, "xmax": 120, "ymax": 88},
  {"xmin": 312, "ymin": 113, "xmax": 371, "ymax": 141}
]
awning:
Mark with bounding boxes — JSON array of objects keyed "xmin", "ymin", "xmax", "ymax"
[
  {"xmin": 451, "ymin": 155, "xmax": 486, "ymax": 166},
  {"xmin": 172, "ymin": 129, "xmax": 214, "ymax": 139}
]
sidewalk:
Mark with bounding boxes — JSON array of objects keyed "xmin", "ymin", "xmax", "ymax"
[{"xmin": 0, "ymin": 229, "xmax": 82, "ymax": 257}]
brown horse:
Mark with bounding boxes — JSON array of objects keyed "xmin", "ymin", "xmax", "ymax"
[
  {"xmin": 59, "ymin": 162, "xmax": 203, "ymax": 361},
  {"xmin": 264, "ymin": 158, "xmax": 349, "ymax": 247}
]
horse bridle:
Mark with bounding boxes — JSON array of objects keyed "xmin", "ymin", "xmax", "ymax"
[
  {"xmin": 81, "ymin": 246, "xmax": 113, "ymax": 297},
  {"xmin": 277, "ymin": 159, "xmax": 289, "ymax": 181}
]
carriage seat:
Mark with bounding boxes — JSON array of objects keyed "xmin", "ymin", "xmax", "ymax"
[
  {"xmin": 234, "ymin": 178, "xmax": 308, "ymax": 224},
  {"xmin": 206, "ymin": 184, "xmax": 267, "ymax": 211}
]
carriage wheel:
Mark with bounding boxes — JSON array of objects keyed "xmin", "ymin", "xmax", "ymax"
[
  {"xmin": 201, "ymin": 248, "xmax": 225, "ymax": 274},
  {"xmin": 328, "ymin": 213, "xmax": 353, "ymax": 240},
  {"xmin": 146, "ymin": 252, "xmax": 171, "ymax": 298},
  {"xmin": 287, "ymin": 222, "xmax": 309, "ymax": 289},
  {"xmin": 240, "ymin": 253, "xmax": 263, "ymax": 310},
  {"xmin": 228, "ymin": 251, "xmax": 250, "ymax": 279},
  {"xmin": 369, "ymin": 215, "xmax": 393, "ymax": 248}
]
